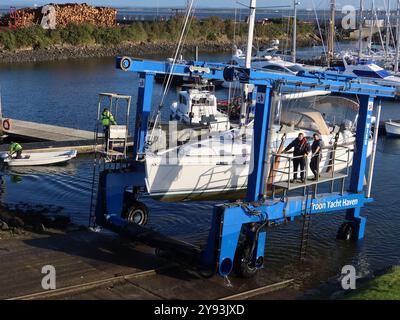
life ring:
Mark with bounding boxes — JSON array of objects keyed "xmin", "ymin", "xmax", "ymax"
[{"xmin": 2, "ymin": 119, "xmax": 11, "ymax": 131}]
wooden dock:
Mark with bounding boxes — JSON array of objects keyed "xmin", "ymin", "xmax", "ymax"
[
  {"xmin": 0, "ymin": 230, "xmax": 297, "ymax": 300},
  {"xmin": 0, "ymin": 118, "xmax": 101, "ymax": 154},
  {"xmin": 4, "ymin": 119, "xmax": 94, "ymax": 142}
]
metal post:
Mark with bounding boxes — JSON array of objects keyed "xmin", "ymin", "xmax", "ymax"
[
  {"xmin": 246, "ymin": 84, "xmax": 272, "ymax": 202},
  {"xmin": 288, "ymin": 157, "xmax": 291, "ymax": 190},
  {"xmin": 349, "ymin": 95, "xmax": 374, "ymax": 193},
  {"xmin": 262, "ymin": 92, "xmax": 278, "ymax": 198},
  {"xmin": 330, "ymin": 149, "xmax": 335, "ymax": 192},
  {"xmin": 134, "ymin": 72, "xmax": 155, "ymax": 160},
  {"xmin": 366, "ymin": 101, "xmax": 381, "ymax": 198},
  {"xmin": 346, "ymin": 95, "xmax": 374, "ymax": 240}
]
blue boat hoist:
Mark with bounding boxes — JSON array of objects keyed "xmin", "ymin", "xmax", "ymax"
[{"xmin": 92, "ymin": 56, "xmax": 398, "ymax": 277}]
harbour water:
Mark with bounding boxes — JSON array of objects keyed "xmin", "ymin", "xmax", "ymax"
[{"xmin": 0, "ymin": 53, "xmax": 399, "ymax": 292}]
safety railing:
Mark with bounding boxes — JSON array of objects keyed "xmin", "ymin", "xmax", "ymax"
[{"xmin": 270, "ymin": 145, "xmax": 351, "ymax": 193}]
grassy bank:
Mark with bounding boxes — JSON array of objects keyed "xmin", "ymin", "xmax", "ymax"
[
  {"xmin": 346, "ymin": 266, "xmax": 400, "ymax": 300},
  {"xmin": 0, "ymin": 17, "xmax": 318, "ymax": 52}
]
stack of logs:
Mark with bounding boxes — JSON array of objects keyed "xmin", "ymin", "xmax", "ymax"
[{"xmin": 0, "ymin": 3, "xmax": 117, "ymax": 28}]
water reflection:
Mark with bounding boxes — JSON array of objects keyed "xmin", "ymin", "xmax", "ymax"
[{"xmin": 378, "ymin": 136, "xmax": 400, "ymax": 155}]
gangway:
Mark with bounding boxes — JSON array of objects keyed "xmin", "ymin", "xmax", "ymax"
[{"xmin": 91, "ymin": 56, "xmax": 397, "ymax": 277}]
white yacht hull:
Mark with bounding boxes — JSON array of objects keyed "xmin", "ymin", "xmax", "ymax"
[{"xmin": 145, "ymin": 136, "xmax": 368, "ymax": 202}]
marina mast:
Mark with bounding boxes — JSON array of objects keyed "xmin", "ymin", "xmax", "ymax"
[
  {"xmin": 327, "ymin": 0, "xmax": 335, "ymax": 66},
  {"xmin": 358, "ymin": 0, "xmax": 364, "ymax": 59},
  {"xmin": 386, "ymin": 0, "xmax": 391, "ymax": 57},
  {"xmin": 240, "ymin": 0, "xmax": 257, "ymax": 125},
  {"xmin": 292, "ymin": 0, "xmax": 299, "ymax": 63}
]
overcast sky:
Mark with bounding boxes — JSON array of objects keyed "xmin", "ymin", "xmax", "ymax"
[{"xmin": 1, "ymin": 1, "xmax": 397, "ymax": 10}]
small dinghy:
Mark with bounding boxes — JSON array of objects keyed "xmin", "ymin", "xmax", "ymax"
[
  {"xmin": 385, "ymin": 120, "xmax": 400, "ymax": 137},
  {"xmin": 0, "ymin": 150, "xmax": 77, "ymax": 166}
]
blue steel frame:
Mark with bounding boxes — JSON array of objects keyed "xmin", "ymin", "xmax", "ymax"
[
  {"xmin": 134, "ymin": 72, "xmax": 155, "ymax": 159},
  {"xmin": 96, "ymin": 57, "xmax": 397, "ymax": 277}
]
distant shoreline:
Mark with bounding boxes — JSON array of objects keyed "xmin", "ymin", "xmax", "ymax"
[
  {"xmin": 0, "ymin": 37, "xmax": 319, "ymax": 65},
  {"xmin": 0, "ymin": 41, "xmax": 230, "ymax": 64},
  {"xmin": 0, "ymin": 17, "xmax": 321, "ymax": 64}
]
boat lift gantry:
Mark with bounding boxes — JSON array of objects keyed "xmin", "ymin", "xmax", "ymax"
[{"xmin": 94, "ymin": 56, "xmax": 398, "ymax": 277}]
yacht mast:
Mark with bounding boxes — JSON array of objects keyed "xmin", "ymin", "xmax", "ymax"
[
  {"xmin": 240, "ymin": 0, "xmax": 257, "ymax": 125},
  {"xmin": 368, "ymin": 1, "xmax": 374, "ymax": 54},
  {"xmin": 395, "ymin": 0, "xmax": 400, "ymax": 72},
  {"xmin": 327, "ymin": 0, "xmax": 335, "ymax": 66},
  {"xmin": 358, "ymin": 0, "xmax": 364, "ymax": 59},
  {"xmin": 386, "ymin": 0, "xmax": 391, "ymax": 57},
  {"xmin": 292, "ymin": 0, "xmax": 299, "ymax": 63},
  {"xmin": 245, "ymin": 0, "xmax": 257, "ymax": 68}
]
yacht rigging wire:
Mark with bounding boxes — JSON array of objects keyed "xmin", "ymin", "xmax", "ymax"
[
  {"xmin": 311, "ymin": 0, "xmax": 327, "ymax": 58},
  {"xmin": 147, "ymin": 0, "xmax": 196, "ymax": 146}
]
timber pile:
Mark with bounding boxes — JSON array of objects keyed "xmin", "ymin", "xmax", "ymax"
[
  {"xmin": 0, "ymin": 8, "xmax": 41, "ymax": 27},
  {"xmin": 0, "ymin": 3, "xmax": 117, "ymax": 28}
]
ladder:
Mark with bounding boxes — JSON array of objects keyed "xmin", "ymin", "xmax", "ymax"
[
  {"xmin": 88, "ymin": 138, "xmax": 131, "ymax": 228},
  {"xmin": 299, "ymin": 186, "xmax": 312, "ymax": 262},
  {"xmin": 88, "ymin": 126, "xmax": 104, "ymax": 228}
]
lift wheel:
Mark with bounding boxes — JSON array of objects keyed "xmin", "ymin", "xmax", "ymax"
[{"xmin": 123, "ymin": 200, "xmax": 149, "ymax": 226}]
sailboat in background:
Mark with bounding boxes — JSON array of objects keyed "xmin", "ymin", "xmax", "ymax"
[
  {"xmin": 228, "ymin": 2, "xmax": 316, "ymax": 72},
  {"xmin": 325, "ymin": 0, "xmax": 400, "ymax": 87}
]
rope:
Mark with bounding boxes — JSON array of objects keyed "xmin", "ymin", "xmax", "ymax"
[
  {"xmin": 311, "ymin": 0, "xmax": 326, "ymax": 59},
  {"xmin": 373, "ymin": 0, "xmax": 387, "ymax": 54},
  {"xmin": 146, "ymin": 0, "xmax": 196, "ymax": 147},
  {"xmin": 160, "ymin": 0, "xmax": 195, "ymax": 108}
]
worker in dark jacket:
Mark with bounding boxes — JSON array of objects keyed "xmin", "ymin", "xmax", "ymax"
[
  {"xmin": 101, "ymin": 108, "xmax": 116, "ymax": 149},
  {"xmin": 283, "ymin": 133, "xmax": 310, "ymax": 182},
  {"xmin": 310, "ymin": 133, "xmax": 323, "ymax": 180},
  {"xmin": 9, "ymin": 141, "xmax": 23, "ymax": 159}
]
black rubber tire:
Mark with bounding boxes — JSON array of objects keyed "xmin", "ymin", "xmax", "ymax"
[
  {"xmin": 233, "ymin": 242, "xmax": 258, "ymax": 278},
  {"xmin": 125, "ymin": 201, "xmax": 149, "ymax": 226},
  {"xmin": 336, "ymin": 222, "xmax": 356, "ymax": 241}
]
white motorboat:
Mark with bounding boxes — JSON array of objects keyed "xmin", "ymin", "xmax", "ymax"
[
  {"xmin": 170, "ymin": 88, "xmax": 230, "ymax": 132},
  {"xmin": 144, "ymin": 96, "xmax": 368, "ymax": 202},
  {"xmin": 385, "ymin": 120, "xmax": 400, "ymax": 136},
  {"xmin": 0, "ymin": 150, "xmax": 77, "ymax": 166}
]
